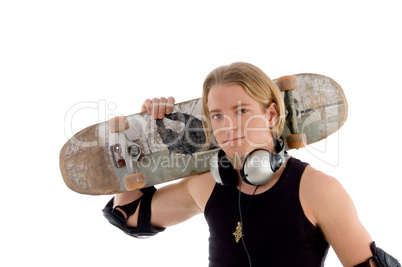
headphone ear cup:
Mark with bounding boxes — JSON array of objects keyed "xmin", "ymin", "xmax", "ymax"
[
  {"xmin": 241, "ymin": 149, "xmax": 275, "ymax": 186},
  {"xmin": 210, "ymin": 150, "xmax": 238, "ymax": 187},
  {"xmin": 210, "ymin": 144, "xmax": 289, "ymax": 187}
]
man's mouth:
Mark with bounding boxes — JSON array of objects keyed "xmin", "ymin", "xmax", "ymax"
[{"xmin": 223, "ymin": 137, "xmax": 244, "ymax": 145}]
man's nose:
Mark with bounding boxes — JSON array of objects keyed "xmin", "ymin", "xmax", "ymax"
[{"xmin": 223, "ymin": 115, "xmax": 239, "ymax": 132}]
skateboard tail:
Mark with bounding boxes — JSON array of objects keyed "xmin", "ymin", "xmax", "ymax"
[
  {"xmin": 59, "ymin": 123, "xmax": 122, "ymax": 195},
  {"xmin": 279, "ymin": 74, "xmax": 348, "ymax": 149}
]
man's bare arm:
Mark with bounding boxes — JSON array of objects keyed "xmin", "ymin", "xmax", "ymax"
[{"xmin": 300, "ymin": 167, "xmax": 376, "ymax": 267}]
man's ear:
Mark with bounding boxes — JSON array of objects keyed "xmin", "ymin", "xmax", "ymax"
[{"xmin": 266, "ymin": 102, "xmax": 279, "ymax": 128}]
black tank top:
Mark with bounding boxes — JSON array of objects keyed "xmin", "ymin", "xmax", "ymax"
[{"xmin": 204, "ymin": 158, "xmax": 329, "ymax": 267}]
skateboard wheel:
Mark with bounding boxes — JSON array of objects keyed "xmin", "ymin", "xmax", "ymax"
[
  {"xmin": 109, "ymin": 116, "xmax": 129, "ymax": 133},
  {"xmin": 277, "ymin": 75, "xmax": 297, "ymax": 92},
  {"xmin": 286, "ymin": 133, "xmax": 307, "ymax": 149},
  {"xmin": 124, "ymin": 173, "xmax": 145, "ymax": 191}
]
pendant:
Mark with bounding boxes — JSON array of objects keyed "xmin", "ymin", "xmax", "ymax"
[{"xmin": 233, "ymin": 221, "xmax": 243, "ymax": 243}]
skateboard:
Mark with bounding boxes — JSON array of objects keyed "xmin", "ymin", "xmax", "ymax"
[{"xmin": 59, "ymin": 73, "xmax": 348, "ymax": 195}]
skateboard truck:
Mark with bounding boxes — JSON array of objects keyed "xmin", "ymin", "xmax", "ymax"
[
  {"xmin": 109, "ymin": 116, "xmax": 146, "ymax": 190},
  {"xmin": 277, "ymin": 75, "xmax": 307, "ymax": 149},
  {"xmin": 110, "ymin": 142, "xmax": 143, "ymax": 169}
]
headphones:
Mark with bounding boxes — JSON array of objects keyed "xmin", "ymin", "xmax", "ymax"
[{"xmin": 209, "ymin": 136, "xmax": 289, "ymax": 186}]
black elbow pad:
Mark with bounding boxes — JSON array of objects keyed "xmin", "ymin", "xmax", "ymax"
[
  {"xmin": 102, "ymin": 186, "xmax": 165, "ymax": 238},
  {"xmin": 355, "ymin": 242, "xmax": 400, "ymax": 267},
  {"xmin": 371, "ymin": 242, "xmax": 400, "ymax": 267}
]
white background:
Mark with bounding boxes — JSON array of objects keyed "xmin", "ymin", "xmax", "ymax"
[{"xmin": 1, "ymin": 0, "xmax": 401, "ymax": 266}]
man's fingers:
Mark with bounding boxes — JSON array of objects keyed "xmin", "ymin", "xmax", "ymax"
[
  {"xmin": 157, "ymin": 97, "xmax": 167, "ymax": 119},
  {"xmin": 166, "ymin": 96, "xmax": 175, "ymax": 114},
  {"xmin": 141, "ymin": 97, "xmax": 176, "ymax": 120},
  {"xmin": 141, "ymin": 99, "xmax": 152, "ymax": 114},
  {"xmin": 152, "ymin": 98, "xmax": 160, "ymax": 119}
]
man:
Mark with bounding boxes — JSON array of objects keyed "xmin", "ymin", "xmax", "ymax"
[{"xmin": 103, "ymin": 62, "xmax": 398, "ymax": 266}]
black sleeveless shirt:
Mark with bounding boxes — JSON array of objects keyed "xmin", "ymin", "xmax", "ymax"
[{"xmin": 204, "ymin": 158, "xmax": 329, "ymax": 267}]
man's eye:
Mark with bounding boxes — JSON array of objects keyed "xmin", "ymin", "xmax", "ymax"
[
  {"xmin": 211, "ymin": 114, "xmax": 222, "ymax": 120},
  {"xmin": 238, "ymin": 109, "xmax": 247, "ymax": 114}
]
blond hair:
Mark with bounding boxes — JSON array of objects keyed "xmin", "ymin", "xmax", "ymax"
[{"xmin": 202, "ymin": 62, "xmax": 285, "ymax": 148}]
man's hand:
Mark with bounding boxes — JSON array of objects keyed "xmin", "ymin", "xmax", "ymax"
[{"xmin": 141, "ymin": 96, "xmax": 176, "ymax": 120}]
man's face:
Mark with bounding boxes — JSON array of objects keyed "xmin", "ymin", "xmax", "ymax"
[{"xmin": 207, "ymin": 84, "xmax": 278, "ymax": 167}]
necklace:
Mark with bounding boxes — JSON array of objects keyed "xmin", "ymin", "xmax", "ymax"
[{"xmin": 233, "ymin": 181, "xmax": 259, "ymax": 243}]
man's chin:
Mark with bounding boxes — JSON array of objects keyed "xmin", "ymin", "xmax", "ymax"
[{"xmin": 225, "ymin": 151, "xmax": 248, "ymax": 171}]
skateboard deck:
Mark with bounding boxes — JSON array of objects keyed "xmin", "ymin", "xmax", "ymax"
[{"xmin": 59, "ymin": 73, "xmax": 347, "ymax": 195}]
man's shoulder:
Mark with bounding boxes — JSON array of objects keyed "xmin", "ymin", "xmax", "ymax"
[
  {"xmin": 185, "ymin": 171, "xmax": 216, "ymax": 210},
  {"xmin": 300, "ymin": 164, "xmax": 351, "ymax": 224},
  {"xmin": 186, "ymin": 171, "xmax": 215, "ymax": 185},
  {"xmin": 301, "ymin": 164, "xmax": 339, "ymax": 190}
]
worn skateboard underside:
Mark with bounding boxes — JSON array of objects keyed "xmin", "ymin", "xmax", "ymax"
[{"xmin": 60, "ymin": 73, "xmax": 347, "ymax": 195}]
